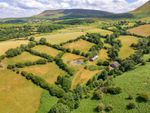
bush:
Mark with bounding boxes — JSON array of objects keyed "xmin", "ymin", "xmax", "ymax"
[
  {"xmin": 136, "ymin": 93, "xmax": 150, "ymax": 102},
  {"xmin": 127, "ymin": 94, "xmax": 133, "ymax": 100},
  {"xmin": 126, "ymin": 102, "xmax": 136, "ymax": 110},
  {"xmin": 49, "ymin": 103, "xmax": 70, "ymax": 113},
  {"xmin": 95, "ymin": 103, "xmax": 105, "ymax": 112},
  {"xmin": 93, "ymin": 90, "xmax": 103, "ymax": 100},
  {"xmin": 105, "ymin": 104, "xmax": 113, "ymax": 112},
  {"xmin": 107, "ymin": 87, "xmax": 122, "ymax": 95}
]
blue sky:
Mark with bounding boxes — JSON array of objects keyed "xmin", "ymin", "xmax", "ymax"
[{"xmin": 0, "ymin": 0, "xmax": 149, "ymax": 18}]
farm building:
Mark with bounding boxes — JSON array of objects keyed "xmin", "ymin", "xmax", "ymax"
[
  {"xmin": 110, "ymin": 61, "xmax": 120, "ymax": 69},
  {"xmin": 90, "ymin": 55, "xmax": 99, "ymax": 61}
]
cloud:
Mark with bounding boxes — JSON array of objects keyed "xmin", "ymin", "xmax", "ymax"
[{"xmin": 0, "ymin": 0, "xmax": 149, "ymax": 18}]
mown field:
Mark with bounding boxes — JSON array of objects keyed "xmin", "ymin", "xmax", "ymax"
[
  {"xmin": 0, "ymin": 69, "xmax": 43, "ymax": 113},
  {"xmin": 0, "ymin": 40, "xmax": 29, "ymax": 55},
  {"xmin": 73, "ymin": 63, "xmax": 150, "ymax": 113},
  {"xmin": 34, "ymin": 25, "xmax": 112, "ymax": 44},
  {"xmin": 128, "ymin": 24, "xmax": 150, "ymax": 37},
  {"xmin": 117, "ymin": 35, "xmax": 139, "ymax": 59}
]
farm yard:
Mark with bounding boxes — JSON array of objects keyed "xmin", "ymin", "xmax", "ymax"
[{"xmin": 0, "ymin": 18, "xmax": 149, "ymax": 113}]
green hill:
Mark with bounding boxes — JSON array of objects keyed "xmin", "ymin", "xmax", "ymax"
[{"xmin": 131, "ymin": 1, "xmax": 150, "ymax": 18}]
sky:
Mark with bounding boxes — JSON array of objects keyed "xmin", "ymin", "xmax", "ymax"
[{"xmin": 0, "ymin": 0, "xmax": 149, "ymax": 18}]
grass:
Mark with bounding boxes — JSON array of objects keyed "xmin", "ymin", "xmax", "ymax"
[
  {"xmin": 128, "ymin": 24, "xmax": 150, "ymax": 37},
  {"xmin": 2, "ymin": 52, "xmax": 42, "ymax": 65},
  {"xmin": 98, "ymin": 49, "xmax": 108, "ymax": 61},
  {"xmin": 63, "ymin": 39, "xmax": 94, "ymax": 53},
  {"xmin": 0, "ymin": 40, "xmax": 29, "ymax": 55},
  {"xmin": 117, "ymin": 35, "xmax": 139, "ymax": 59},
  {"xmin": 73, "ymin": 63, "xmax": 150, "ymax": 113},
  {"xmin": 34, "ymin": 25, "xmax": 112, "ymax": 44},
  {"xmin": 32, "ymin": 45, "xmax": 61, "ymax": 57},
  {"xmin": 21, "ymin": 62, "xmax": 66, "ymax": 84},
  {"xmin": 72, "ymin": 68, "xmax": 100, "ymax": 89},
  {"xmin": 0, "ymin": 69, "xmax": 43, "ymax": 113},
  {"xmin": 35, "ymin": 32, "xmax": 85, "ymax": 44},
  {"xmin": 36, "ymin": 91, "xmax": 58, "ymax": 113}
]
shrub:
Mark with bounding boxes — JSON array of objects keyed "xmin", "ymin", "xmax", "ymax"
[
  {"xmin": 126, "ymin": 102, "xmax": 136, "ymax": 110},
  {"xmin": 95, "ymin": 103, "xmax": 105, "ymax": 112},
  {"xmin": 49, "ymin": 103, "xmax": 70, "ymax": 113},
  {"xmin": 136, "ymin": 93, "xmax": 150, "ymax": 102},
  {"xmin": 93, "ymin": 90, "xmax": 103, "ymax": 100},
  {"xmin": 127, "ymin": 94, "xmax": 133, "ymax": 100},
  {"xmin": 105, "ymin": 104, "xmax": 113, "ymax": 112},
  {"xmin": 107, "ymin": 87, "xmax": 122, "ymax": 95}
]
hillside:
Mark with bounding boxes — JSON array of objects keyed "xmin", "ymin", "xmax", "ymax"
[
  {"xmin": 35, "ymin": 9, "xmax": 132, "ymax": 19},
  {"xmin": 131, "ymin": 1, "xmax": 150, "ymax": 18}
]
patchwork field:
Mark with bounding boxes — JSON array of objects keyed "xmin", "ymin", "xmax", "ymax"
[
  {"xmin": 117, "ymin": 35, "xmax": 139, "ymax": 59},
  {"xmin": 73, "ymin": 63, "xmax": 150, "ymax": 113},
  {"xmin": 21, "ymin": 62, "xmax": 66, "ymax": 84},
  {"xmin": 0, "ymin": 40, "xmax": 29, "ymax": 55},
  {"xmin": 32, "ymin": 45, "xmax": 61, "ymax": 57},
  {"xmin": 0, "ymin": 69, "xmax": 43, "ymax": 113},
  {"xmin": 63, "ymin": 39, "xmax": 94, "ymax": 53},
  {"xmin": 128, "ymin": 24, "xmax": 150, "ymax": 37},
  {"xmin": 2, "ymin": 52, "xmax": 42, "ymax": 65}
]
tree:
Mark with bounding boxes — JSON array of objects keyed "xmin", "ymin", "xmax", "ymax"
[
  {"xmin": 56, "ymin": 76, "xmax": 71, "ymax": 92},
  {"xmin": 49, "ymin": 103, "xmax": 70, "ymax": 113},
  {"xmin": 39, "ymin": 38, "xmax": 47, "ymax": 45}
]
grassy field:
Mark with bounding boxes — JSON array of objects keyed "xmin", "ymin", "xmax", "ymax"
[
  {"xmin": 36, "ymin": 91, "xmax": 58, "ymax": 113},
  {"xmin": 72, "ymin": 68, "xmax": 100, "ymax": 89},
  {"xmin": 63, "ymin": 39, "xmax": 94, "ymax": 53},
  {"xmin": 73, "ymin": 63, "xmax": 150, "ymax": 113},
  {"xmin": 21, "ymin": 62, "xmax": 66, "ymax": 84},
  {"xmin": 117, "ymin": 35, "xmax": 139, "ymax": 59},
  {"xmin": 0, "ymin": 40, "xmax": 29, "ymax": 55},
  {"xmin": 32, "ymin": 45, "xmax": 61, "ymax": 57},
  {"xmin": 0, "ymin": 69, "xmax": 43, "ymax": 113},
  {"xmin": 34, "ymin": 25, "xmax": 112, "ymax": 44},
  {"xmin": 128, "ymin": 24, "xmax": 150, "ymax": 37},
  {"xmin": 98, "ymin": 49, "xmax": 108, "ymax": 61},
  {"xmin": 2, "ymin": 52, "xmax": 42, "ymax": 65}
]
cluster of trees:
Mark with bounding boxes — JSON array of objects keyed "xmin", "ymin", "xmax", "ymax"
[
  {"xmin": 57, "ymin": 18, "xmax": 95, "ymax": 25},
  {"xmin": 132, "ymin": 38, "xmax": 150, "ymax": 54},
  {"xmin": 37, "ymin": 24, "xmax": 64, "ymax": 33},
  {"xmin": 56, "ymin": 75, "xmax": 71, "ymax": 92},
  {"xmin": 26, "ymin": 49, "xmax": 54, "ymax": 62},
  {"xmin": 95, "ymin": 103, "xmax": 113, "ymax": 112},
  {"xmin": 49, "ymin": 85, "xmax": 83, "ymax": 113},
  {"xmin": 5, "ymin": 41, "xmax": 37, "ymax": 58},
  {"xmin": 21, "ymin": 71, "xmax": 65, "ymax": 98},
  {"xmin": 55, "ymin": 58, "xmax": 74, "ymax": 76},
  {"xmin": 7, "ymin": 59, "xmax": 47, "ymax": 69},
  {"xmin": 0, "ymin": 25, "xmax": 33, "ymax": 41}
]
